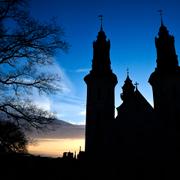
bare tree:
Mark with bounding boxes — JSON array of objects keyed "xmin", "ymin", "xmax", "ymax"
[{"xmin": 0, "ymin": 0, "xmax": 68, "ymax": 129}]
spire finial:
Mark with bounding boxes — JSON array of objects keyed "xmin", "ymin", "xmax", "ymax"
[
  {"xmin": 134, "ymin": 82, "xmax": 139, "ymax": 90},
  {"xmin": 127, "ymin": 68, "xmax": 129, "ymax": 76},
  {"xmin": 98, "ymin": 15, "xmax": 103, "ymax": 31},
  {"xmin": 158, "ymin": 10, "xmax": 164, "ymax": 26}
]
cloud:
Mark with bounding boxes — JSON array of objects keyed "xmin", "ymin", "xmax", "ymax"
[
  {"xmin": 44, "ymin": 62, "xmax": 86, "ymax": 124},
  {"xmin": 57, "ymin": 67, "xmax": 74, "ymax": 94},
  {"xmin": 45, "ymin": 62, "xmax": 74, "ymax": 94},
  {"xmin": 75, "ymin": 68, "xmax": 90, "ymax": 73},
  {"xmin": 28, "ymin": 61, "xmax": 74, "ymax": 106},
  {"xmin": 55, "ymin": 94, "xmax": 85, "ymax": 106},
  {"xmin": 34, "ymin": 96, "xmax": 51, "ymax": 111},
  {"xmin": 26, "ymin": 61, "xmax": 86, "ymax": 125},
  {"xmin": 78, "ymin": 110, "xmax": 86, "ymax": 116},
  {"xmin": 51, "ymin": 99, "xmax": 86, "ymax": 125}
]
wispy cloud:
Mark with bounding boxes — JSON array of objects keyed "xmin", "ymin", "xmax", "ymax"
[
  {"xmin": 56, "ymin": 94, "xmax": 85, "ymax": 106},
  {"xmin": 26, "ymin": 61, "xmax": 86, "ymax": 125},
  {"xmin": 46, "ymin": 62, "xmax": 86, "ymax": 124},
  {"xmin": 34, "ymin": 96, "xmax": 51, "ymax": 111},
  {"xmin": 46, "ymin": 62, "xmax": 74, "ymax": 94},
  {"xmin": 75, "ymin": 68, "xmax": 90, "ymax": 73},
  {"xmin": 51, "ymin": 97, "xmax": 86, "ymax": 125}
]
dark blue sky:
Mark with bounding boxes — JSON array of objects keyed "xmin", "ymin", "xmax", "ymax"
[{"xmin": 30, "ymin": 0, "xmax": 180, "ymax": 124}]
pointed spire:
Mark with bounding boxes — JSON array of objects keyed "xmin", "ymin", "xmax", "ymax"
[
  {"xmin": 121, "ymin": 71, "xmax": 135, "ymax": 101},
  {"xmin": 125, "ymin": 68, "xmax": 131, "ymax": 82},
  {"xmin": 90, "ymin": 15, "xmax": 112, "ymax": 75},
  {"xmin": 127, "ymin": 68, "xmax": 129, "ymax": 76},
  {"xmin": 124, "ymin": 69, "xmax": 131, "ymax": 83},
  {"xmin": 157, "ymin": 10, "xmax": 169, "ymax": 38},
  {"xmin": 98, "ymin": 15, "xmax": 103, "ymax": 31},
  {"xmin": 154, "ymin": 11, "xmax": 179, "ymax": 72},
  {"xmin": 96, "ymin": 15, "xmax": 106, "ymax": 41},
  {"xmin": 158, "ymin": 10, "xmax": 164, "ymax": 26}
]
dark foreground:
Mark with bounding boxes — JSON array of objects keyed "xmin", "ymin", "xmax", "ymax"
[{"xmin": 0, "ymin": 153, "xmax": 178, "ymax": 179}]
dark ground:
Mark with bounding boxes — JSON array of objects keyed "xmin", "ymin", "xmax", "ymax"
[{"xmin": 0, "ymin": 153, "xmax": 178, "ymax": 180}]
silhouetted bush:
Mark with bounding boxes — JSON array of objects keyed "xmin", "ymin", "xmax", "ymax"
[{"xmin": 0, "ymin": 121, "xmax": 28, "ymax": 153}]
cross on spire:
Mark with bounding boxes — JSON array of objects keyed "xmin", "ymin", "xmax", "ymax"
[
  {"xmin": 98, "ymin": 15, "xmax": 103, "ymax": 31},
  {"xmin": 158, "ymin": 9, "xmax": 164, "ymax": 26},
  {"xmin": 126, "ymin": 68, "xmax": 129, "ymax": 76},
  {"xmin": 134, "ymin": 82, "xmax": 139, "ymax": 90}
]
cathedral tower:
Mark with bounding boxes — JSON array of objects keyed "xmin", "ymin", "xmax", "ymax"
[
  {"xmin": 84, "ymin": 18, "xmax": 117, "ymax": 159},
  {"xmin": 149, "ymin": 15, "xmax": 180, "ymax": 158},
  {"xmin": 149, "ymin": 17, "xmax": 180, "ymax": 125}
]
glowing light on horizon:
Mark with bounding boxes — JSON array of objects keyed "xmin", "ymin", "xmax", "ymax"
[{"xmin": 28, "ymin": 138, "xmax": 85, "ymax": 158}]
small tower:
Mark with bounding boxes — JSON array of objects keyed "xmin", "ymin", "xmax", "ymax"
[
  {"xmin": 115, "ymin": 73, "xmax": 153, "ymax": 160},
  {"xmin": 120, "ymin": 71, "xmax": 135, "ymax": 102},
  {"xmin": 117, "ymin": 72, "xmax": 152, "ymax": 116},
  {"xmin": 84, "ymin": 16, "xmax": 117, "ymax": 159}
]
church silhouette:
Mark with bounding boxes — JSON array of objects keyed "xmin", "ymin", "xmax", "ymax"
[{"xmin": 84, "ymin": 16, "xmax": 180, "ymax": 160}]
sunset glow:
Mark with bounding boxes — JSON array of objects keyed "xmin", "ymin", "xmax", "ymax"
[{"xmin": 28, "ymin": 138, "xmax": 85, "ymax": 157}]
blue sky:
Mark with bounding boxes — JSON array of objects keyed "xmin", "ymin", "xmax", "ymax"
[{"xmin": 29, "ymin": 0, "xmax": 180, "ymax": 124}]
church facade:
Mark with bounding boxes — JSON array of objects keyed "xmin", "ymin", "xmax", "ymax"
[{"xmin": 84, "ymin": 18, "xmax": 180, "ymax": 160}]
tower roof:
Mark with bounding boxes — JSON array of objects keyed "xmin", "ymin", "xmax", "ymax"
[
  {"xmin": 121, "ymin": 72, "xmax": 135, "ymax": 101},
  {"xmin": 89, "ymin": 15, "xmax": 112, "ymax": 75},
  {"xmin": 158, "ymin": 23, "xmax": 169, "ymax": 38},
  {"xmin": 117, "ymin": 79, "xmax": 153, "ymax": 115},
  {"xmin": 97, "ymin": 28, "xmax": 107, "ymax": 41},
  {"xmin": 134, "ymin": 89, "xmax": 153, "ymax": 112},
  {"xmin": 122, "ymin": 72, "xmax": 135, "ymax": 91},
  {"xmin": 157, "ymin": 10, "xmax": 170, "ymax": 38},
  {"xmin": 151, "ymin": 10, "xmax": 179, "ymax": 74}
]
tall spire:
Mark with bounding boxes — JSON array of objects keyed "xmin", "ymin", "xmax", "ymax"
[
  {"xmin": 158, "ymin": 10, "xmax": 164, "ymax": 26},
  {"xmin": 98, "ymin": 15, "xmax": 103, "ymax": 31},
  {"xmin": 91, "ymin": 15, "xmax": 112, "ymax": 75},
  {"xmin": 154, "ymin": 11, "xmax": 179, "ymax": 72},
  {"xmin": 157, "ymin": 10, "xmax": 169, "ymax": 39}
]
